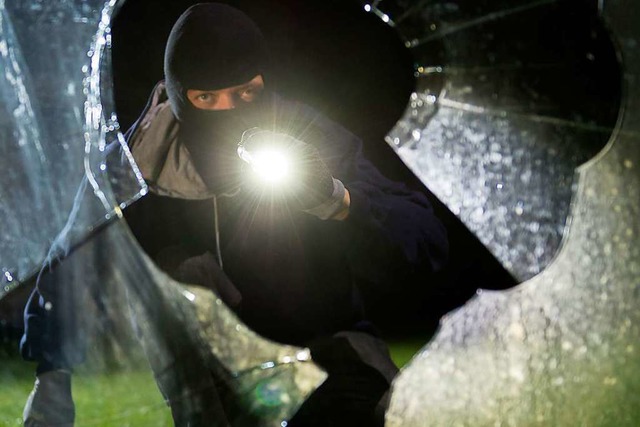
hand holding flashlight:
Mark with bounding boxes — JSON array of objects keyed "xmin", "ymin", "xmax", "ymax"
[
  {"xmin": 237, "ymin": 128, "xmax": 344, "ymax": 216},
  {"xmin": 237, "ymin": 128, "xmax": 294, "ymax": 185}
]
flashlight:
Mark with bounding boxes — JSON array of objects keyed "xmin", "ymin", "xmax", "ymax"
[{"xmin": 237, "ymin": 128, "xmax": 292, "ymax": 184}]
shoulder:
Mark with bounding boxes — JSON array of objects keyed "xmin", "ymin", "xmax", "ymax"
[
  {"xmin": 126, "ymin": 81, "xmax": 175, "ymax": 147},
  {"xmin": 123, "ymin": 82, "xmax": 213, "ymax": 200}
]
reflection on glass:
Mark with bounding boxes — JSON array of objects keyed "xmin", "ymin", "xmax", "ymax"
[{"xmin": 0, "ymin": 0, "xmax": 145, "ymax": 298}]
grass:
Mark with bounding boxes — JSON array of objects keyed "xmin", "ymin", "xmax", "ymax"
[
  {"xmin": 0, "ymin": 358, "xmax": 34, "ymax": 427},
  {"xmin": 387, "ymin": 338, "xmax": 427, "ymax": 368},
  {"xmin": 0, "ymin": 339, "xmax": 426, "ymax": 426},
  {"xmin": 0, "ymin": 357, "xmax": 172, "ymax": 427}
]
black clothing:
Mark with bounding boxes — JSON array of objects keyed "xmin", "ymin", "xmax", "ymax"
[
  {"xmin": 289, "ymin": 331, "xmax": 398, "ymax": 427},
  {"xmin": 122, "ymin": 81, "xmax": 447, "ymax": 425},
  {"xmin": 178, "ymin": 96, "xmax": 275, "ymax": 193},
  {"xmin": 125, "ymin": 83, "xmax": 449, "ymax": 346},
  {"xmin": 164, "ymin": 3, "xmax": 270, "ymax": 123}
]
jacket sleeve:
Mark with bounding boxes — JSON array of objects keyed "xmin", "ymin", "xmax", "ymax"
[{"xmin": 315, "ymin": 117, "xmax": 449, "ymax": 287}]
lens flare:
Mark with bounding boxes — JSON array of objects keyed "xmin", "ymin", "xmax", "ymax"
[
  {"xmin": 249, "ymin": 148, "xmax": 291, "ymax": 184},
  {"xmin": 238, "ymin": 129, "xmax": 294, "ymax": 185}
]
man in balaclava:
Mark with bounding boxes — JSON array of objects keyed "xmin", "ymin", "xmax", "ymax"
[
  {"xmin": 125, "ymin": 2, "xmax": 450, "ymax": 426},
  {"xmin": 163, "ymin": 1, "xmax": 273, "ymax": 192},
  {"xmin": 162, "ymin": 2, "xmax": 341, "ymax": 214}
]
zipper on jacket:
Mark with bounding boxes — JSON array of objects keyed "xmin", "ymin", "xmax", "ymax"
[{"xmin": 211, "ymin": 187, "xmax": 241, "ymax": 270}]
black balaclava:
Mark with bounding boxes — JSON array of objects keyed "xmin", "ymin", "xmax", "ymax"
[{"xmin": 164, "ymin": 3, "xmax": 274, "ymax": 192}]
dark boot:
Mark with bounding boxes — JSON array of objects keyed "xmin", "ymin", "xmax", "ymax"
[{"xmin": 23, "ymin": 369, "xmax": 75, "ymax": 427}]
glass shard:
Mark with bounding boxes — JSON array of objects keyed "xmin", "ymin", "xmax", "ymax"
[
  {"xmin": 365, "ymin": 0, "xmax": 621, "ymax": 281},
  {"xmin": 0, "ymin": 0, "xmax": 145, "ymax": 297},
  {"xmin": 359, "ymin": 0, "xmax": 640, "ymax": 425}
]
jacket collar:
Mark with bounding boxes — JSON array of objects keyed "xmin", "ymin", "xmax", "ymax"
[{"xmin": 127, "ymin": 81, "xmax": 216, "ymax": 200}]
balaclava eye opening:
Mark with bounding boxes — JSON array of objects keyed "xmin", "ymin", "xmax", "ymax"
[{"xmin": 164, "ymin": 3, "xmax": 274, "ymax": 192}]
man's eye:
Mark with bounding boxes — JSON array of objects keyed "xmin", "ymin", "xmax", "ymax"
[
  {"xmin": 198, "ymin": 94, "xmax": 212, "ymax": 102},
  {"xmin": 240, "ymin": 87, "xmax": 261, "ymax": 101}
]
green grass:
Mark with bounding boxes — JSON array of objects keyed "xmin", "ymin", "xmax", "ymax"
[
  {"xmin": 71, "ymin": 369, "xmax": 172, "ymax": 426},
  {"xmin": 387, "ymin": 338, "xmax": 427, "ymax": 368},
  {"xmin": 0, "ymin": 359, "xmax": 35, "ymax": 427},
  {"xmin": 0, "ymin": 358, "xmax": 172, "ymax": 427},
  {"xmin": 0, "ymin": 339, "xmax": 426, "ymax": 426}
]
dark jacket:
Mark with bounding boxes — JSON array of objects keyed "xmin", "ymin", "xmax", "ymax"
[{"xmin": 124, "ymin": 82, "xmax": 448, "ymax": 345}]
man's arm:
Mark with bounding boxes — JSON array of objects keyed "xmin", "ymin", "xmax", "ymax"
[
  {"xmin": 313, "ymin": 117, "xmax": 449, "ymax": 286},
  {"xmin": 273, "ymin": 97, "xmax": 448, "ymax": 284}
]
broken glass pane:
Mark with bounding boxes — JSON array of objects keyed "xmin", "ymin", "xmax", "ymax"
[
  {"xmin": 359, "ymin": 1, "xmax": 640, "ymax": 425},
  {"xmin": 0, "ymin": 0, "xmax": 145, "ymax": 298},
  {"xmin": 368, "ymin": 0, "xmax": 621, "ymax": 281}
]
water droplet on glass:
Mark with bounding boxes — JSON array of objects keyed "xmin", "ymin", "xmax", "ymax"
[
  {"xmin": 296, "ymin": 349, "xmax": 311, "ymax": 361},
  {"xmin": 261, "ymin": 361, "xmax": 276, "ymax": 369},
  {"xmin": 515, "ymin": 202, "xmax": 524, "ymax": 216}
]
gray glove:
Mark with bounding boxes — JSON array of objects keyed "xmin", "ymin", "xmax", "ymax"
[{"xmin": 238, "ymin": 128, "xmax": 346, "ymax": 219}]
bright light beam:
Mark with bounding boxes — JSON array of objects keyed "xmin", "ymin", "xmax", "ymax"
[
  {"xmin": 238, "ymin": 139, "xmax": 292, "ymax": 185},
  {"xmin": 248, "ymin": 148, "xmax": 291, "ymax": 184}
]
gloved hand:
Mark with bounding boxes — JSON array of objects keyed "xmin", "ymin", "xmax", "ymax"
[
  {"xmin": 173, "ymin": 251, "xmax": 242, "ymax": 309},
  {"xmin": 155, "ymin": 246, "xmax": 242, "ymax": 309},
  {"xmin": 238, "ymin": 128, "xmax": 347, "ymax": 219}
]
